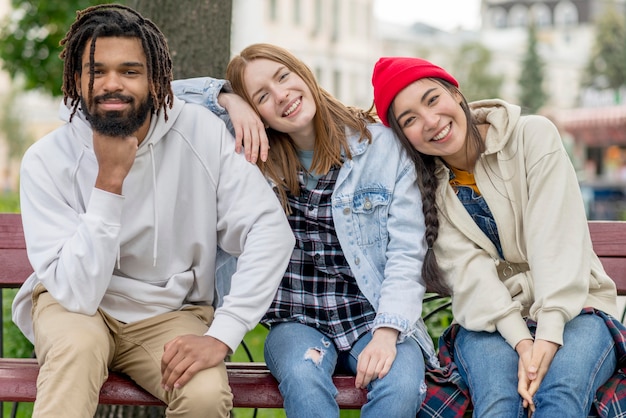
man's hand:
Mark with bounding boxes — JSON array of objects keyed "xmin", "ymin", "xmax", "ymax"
[
  {"xmin": 355, "ymin": 328, "xmax": 398, "ymax": 389},
  {"xmin": 161, "ymin": 334, "xmax": 230, "ymax": 391},
  {"xmin": 93, "ymin": 132, "xmax": 138, "ymax": 195},
  {"xmin": 218, "ymin": 92, "xmax": 269, "ymax": 163}
]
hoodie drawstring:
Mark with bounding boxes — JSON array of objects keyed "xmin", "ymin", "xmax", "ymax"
[{"xmin": 149, "ymin": 143, "xmax": 159, "ymax": 267}]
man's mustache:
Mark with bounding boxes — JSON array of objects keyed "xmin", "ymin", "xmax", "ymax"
[{"xmin": 94, "ymin": 93, "xmax": 133, "ymax": 104}]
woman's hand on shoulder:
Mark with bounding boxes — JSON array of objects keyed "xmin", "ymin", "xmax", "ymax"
[{"xmin": 218, "ymin": 92, "xmax": 269, "ymax": 163}]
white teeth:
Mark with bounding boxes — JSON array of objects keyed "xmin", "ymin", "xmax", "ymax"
[
  {"xmin": 283, "ymin": 99, "xmax": 300, "ymax": 116},
  {"xmin": 432, "ymin": 124, "xmax": 450, "ymax": 141}
]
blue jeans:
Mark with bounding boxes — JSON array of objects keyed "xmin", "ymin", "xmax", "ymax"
[
  {"xmin": 264, "ymin": 322, "xmax": 426, "ymax": 418},
  {"xmin": 453, "ymin": 313, "xmax": 617, "ymax": 417}
]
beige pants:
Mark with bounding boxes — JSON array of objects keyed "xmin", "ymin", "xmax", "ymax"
[{"xmin": 31, "ymin": 285, "xmax": 233, "ymax": 418}]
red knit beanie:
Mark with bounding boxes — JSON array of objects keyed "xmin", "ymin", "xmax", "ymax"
[{"xmin": 372, "ymin": 57, "xmax": 458, "ymax": 126}]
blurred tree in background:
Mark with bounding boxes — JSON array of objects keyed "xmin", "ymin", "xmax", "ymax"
[
  {"xmin": 128, "ymin": 0, "xmax": 232, "ymax": 79},
  {"xmin": 582, "ymin": 0, "xmax": 626, "ymax": 104},
  {"xmin": 451, "ymin": 42, "xmax": 503, "ymax": 102},
  {"xmin": 0, "ymin": 0, "xmax": 232, "ymax": 97},
  {"xmin": 0, "ymin": 0, "xmax": 115, "ymax": 97},
  {"xmin": 518, "ymin": 23, "xmax": 547, "ymax": 114}
]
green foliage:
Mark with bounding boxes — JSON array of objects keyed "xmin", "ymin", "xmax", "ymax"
[
  {"xmin": 423, "ymin": 295, "xmax": 453, "ymax": 345},
  {"xmin": 0, "ymin": 192, "xmax": 19, "ymax": 212},
  {"xmin": 0, "ymin": 0, "xmax": 117, "ymax": 97},
  {"xmin": 451, "ymin": 42, "xmax": 503, "ymax": 102},
  {"xmin": 2, "ymin": 397, "xmax": 32, "ymax": 417},
  {"xmin": 582, "ymin": 1, "xmax": 626, "ymax": 96},
  {"xmin": 518, "ymin": 24, "xmax": 547, "ymax": 113},
  {"xmin": 2, "ymin": 289, "xmax": 32, "ymax": 359}
]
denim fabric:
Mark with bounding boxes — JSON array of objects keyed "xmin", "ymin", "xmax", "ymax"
[
  {"xmin": 454, "ymin": 185, "xmax": 504, "ymax": 259},
  {"xmin": 330, "ymin": 128, "xmax": 434, "ymax": 362},
  {"xmin": 171, "ymin": 77, "xmax": 234, "ymax": 131},
  {"xmin": 264, "ymin": 322, "xmax": 426, "ymax": 418},
  {"xmin": 453, "ymin": 313, "xmax": 616, "ymax": 417}
]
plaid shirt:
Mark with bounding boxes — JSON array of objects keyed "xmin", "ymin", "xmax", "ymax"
[
  {"xmin": 263, "ymin": 167, "xmax": 376, "ymax": 351},
  {"xmin": 420, "ymin": 307, "xmax": 626, "ymax": 418}
]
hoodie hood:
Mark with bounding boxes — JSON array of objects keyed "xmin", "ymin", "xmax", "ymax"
[{"xmin": 469, "ymin": 99, "xmax": 521, "ymax": 156}]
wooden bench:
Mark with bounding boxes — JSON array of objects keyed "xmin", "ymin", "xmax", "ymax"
[
  {"xmin": 0, "ymin": 212, "xmax": 367, "ymax": 410},
  {"xmin": 1, "ymin": 212, "xmax": 626, "ymax": 410}
]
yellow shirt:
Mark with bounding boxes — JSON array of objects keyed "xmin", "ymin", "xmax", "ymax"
[{"xmin": 449, "ymin": 166, "xmax": 480, "ymax": 195}]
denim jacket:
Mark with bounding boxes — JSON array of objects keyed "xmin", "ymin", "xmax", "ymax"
[{"xmin": 172, "ymin": 77, "xmax": 438, "ymax": 367}]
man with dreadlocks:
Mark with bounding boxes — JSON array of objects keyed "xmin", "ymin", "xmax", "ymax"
[{"xmin": 11, "ymin": 4, "xmax": 294, "ymax": 417}]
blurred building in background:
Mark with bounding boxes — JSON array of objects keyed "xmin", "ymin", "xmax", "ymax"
[
  {"xmin": 482, "ymin": 0, "xmax": 599, "ymax": 108},
  {"xmin": 478, "ymin": 0, "xmax": 626, "ymax": 219},
  {"xmin": 232, "ymin": 0, "xmax": 380, "ymax": 109}
]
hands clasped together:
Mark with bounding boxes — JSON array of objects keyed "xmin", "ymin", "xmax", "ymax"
[{"xmin": 516, "ymin": 338, "xmax": 560, "ymax": 415}]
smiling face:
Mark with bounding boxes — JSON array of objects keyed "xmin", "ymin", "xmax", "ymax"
[
  {"xmin": 392, "ymin": 78, "xmax": 470, "ymax": 169},
  {"xmin": 243, "ymin": 58, "xmax": 317, "ymax": 149},
  {"xmin": 76, "ymin": 36, "xmax": 152, "ymax": 139}
]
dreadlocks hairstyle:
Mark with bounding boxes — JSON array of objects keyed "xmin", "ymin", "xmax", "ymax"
[
  {"xmin": 226, "ymin": 43, "xmax": 376, "ymax": 212},
  {"xmin": 59, "ymin": 3, "xmax": 173, "ymax": 121},
  {"xmin": 386, "ymin": 79, "xmax": 483, "ymax": 296}
]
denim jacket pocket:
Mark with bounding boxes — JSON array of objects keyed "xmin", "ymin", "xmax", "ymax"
[{"xmin": 351, "ymin": 189, "xmax": 390, "ymax": 246}]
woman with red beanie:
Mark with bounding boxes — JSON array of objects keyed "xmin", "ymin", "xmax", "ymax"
[{"xmin": 371, "ymin": 56, "xmax": 622, "ymax": 417}]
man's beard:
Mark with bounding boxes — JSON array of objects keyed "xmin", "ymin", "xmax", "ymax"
[{"xmin": 81, "ymin": 93, "xmax": 153, "ymax": 137}]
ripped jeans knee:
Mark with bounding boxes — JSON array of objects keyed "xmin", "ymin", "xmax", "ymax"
[
  {"xmin": 264, "ymin": 323, "xmax": 339, "ymax": 381},
  {"xmin": 304, "ymin": 337, "xmax": 332, "ymax": 366}
]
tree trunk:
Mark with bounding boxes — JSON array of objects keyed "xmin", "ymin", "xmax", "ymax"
[{"xmin": 127, "ymin": 0, "xmax": 233, "ymax": 78}]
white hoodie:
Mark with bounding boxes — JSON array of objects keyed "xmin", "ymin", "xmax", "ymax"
[{"xmin": 12, "ymin": 96, "xmax": 294, "ymax": 352}]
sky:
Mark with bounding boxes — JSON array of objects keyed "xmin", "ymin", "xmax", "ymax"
[{"xmin": 373, "ymin": 0, "xmax": 482, "ymax": 31}]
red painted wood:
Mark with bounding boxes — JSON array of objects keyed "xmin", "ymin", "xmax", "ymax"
[
  {"xmin": 0, "ymin": 359, "xmax": 367, "ymax": 408},
  {"xmin": 0, "ymin": 213, "xmax": 621, "ymax": 409},
  {"xmin": 0, "ymin": 250, "xmax": 32, "ymax": 287},
  {"xmin": 589, "ymin": 221, "xmax": 626, "ymax": 257},
  {"xmin": 0, "ymin": 213, "xmax": 25, "ymax": 250}
]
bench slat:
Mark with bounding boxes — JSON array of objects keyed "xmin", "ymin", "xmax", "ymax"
[
  {"xmin": 0, "ymin": 250, "xmax": 32, "ymax": 287},
  {"xmin": 599, "ymin": 257, "xmax": 626, "ymax": 295},
  {"xmin": 0, "ymin": 214, "xmax": 24, "ymax": 250},
  {"xmin": 589, "ymin": 221, "xmax": 626, "ymax": 257},
  {"xmin": 0, "ymin": 359, "xmax": 367, "ymax": 408}
]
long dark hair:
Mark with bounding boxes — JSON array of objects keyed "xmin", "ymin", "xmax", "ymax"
[{"xmin": 386, "ymin": 79, "xmax": 484, "ymax": 295}]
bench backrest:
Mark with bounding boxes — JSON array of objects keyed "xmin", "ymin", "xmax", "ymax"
[
  {"xmin": 2, "ymin": 213, "xmax": 626, "ymax": 294},
  {"xmin": 0, "ymin": 213, "xmax": 30, "ymax": 288}
]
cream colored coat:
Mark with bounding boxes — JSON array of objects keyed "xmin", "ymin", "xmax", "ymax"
[{"xmin": 433, "ymin": 99, "xmax": 617, "ymax": 349}]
